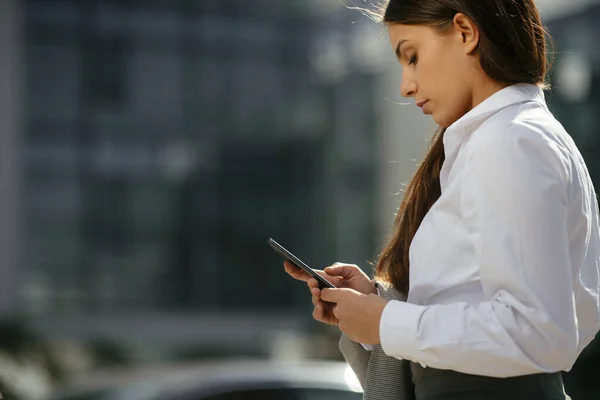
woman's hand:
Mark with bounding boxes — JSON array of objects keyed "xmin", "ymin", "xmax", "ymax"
[
  {"xmin": 284, "ymin": 261, "xmax": 375, "ymax": 293},
  {"xmin": 320, "ymin": 288, "xmax": 389, "ymax": 344},
  {"xmin": 284, "ymin": 261, "xmax": 377, "ymax": 325}
]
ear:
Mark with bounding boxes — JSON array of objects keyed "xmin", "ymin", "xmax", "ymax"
[{"xmin": 452, "ymin": 13, "xmax": 479, "ymax": 55}]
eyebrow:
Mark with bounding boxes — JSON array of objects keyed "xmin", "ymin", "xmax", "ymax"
[{"xmin": 395, "ymin": 39, "xmax": 409, "ymax": 61}]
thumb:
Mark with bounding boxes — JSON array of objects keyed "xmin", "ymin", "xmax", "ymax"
[
  {"xmin": 324, "ymin": 264, "xmax": 355, "ymax": 279},
  {"xmin": 321, "ymin": 287, "xmax": 353, "ymax": 302},
  {"xmin": 320, "ymin": 288, "xmax": 340, "ymax": 303}
]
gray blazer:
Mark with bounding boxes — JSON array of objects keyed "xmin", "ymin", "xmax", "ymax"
[{"xmin": 338, "ymin": 282, "xmax": 414, "ymax": 400}]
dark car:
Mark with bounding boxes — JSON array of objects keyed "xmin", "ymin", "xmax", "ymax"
[{"xmin": 47, "ymin": 359, "xmax": 363, "ymax": 400}]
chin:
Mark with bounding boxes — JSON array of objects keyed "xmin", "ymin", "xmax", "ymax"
[
  {"xmin": 432, "ymin": 114, "xmax": 448, "ymax": 128},
  {"xmin": 434, "ymin": 113, "xmax": 459, "ymax": 129}
]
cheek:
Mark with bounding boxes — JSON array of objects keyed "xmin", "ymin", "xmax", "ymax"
[
  {"xmin": 418, "ymin": 47, "xmax": 452, "ymax": 92},
  {"xmin": 424, "ymin": 50, "xmax": 471, "ymax": 126}
]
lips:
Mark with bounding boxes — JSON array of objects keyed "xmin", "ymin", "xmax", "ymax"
[{"xmin": 417, "ymin": 100, "xmax": 432, "ymax": 115}]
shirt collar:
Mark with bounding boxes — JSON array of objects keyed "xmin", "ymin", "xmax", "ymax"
[{"xmin": 443, "ymin": 83, "xmax": 547, "ymax": 158}]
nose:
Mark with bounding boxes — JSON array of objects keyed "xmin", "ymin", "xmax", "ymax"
[{"xmin": 400, "ymin": 71, "xmax": 417, "ymax": 98}]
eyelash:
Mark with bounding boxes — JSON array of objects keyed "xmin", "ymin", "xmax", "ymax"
[{"xmin": 408, "ymin": 55, "xmax": 417, "ymax": 65}]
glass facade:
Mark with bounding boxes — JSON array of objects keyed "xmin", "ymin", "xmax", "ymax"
[{"xmin": 20, "ymin": 0, "xmax": 379, "ymax": 315}]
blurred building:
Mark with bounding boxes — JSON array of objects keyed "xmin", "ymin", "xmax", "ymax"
[
  {"xmin": 0, "ymin": 0, "xmax": 392, "ymax": 358},
  {"xmin": 2, "ymin": 0, "xmax": 600, "ymax": 373},
  {"xmin": 545, "ymin": 3, "xmax": 600, "ymax": 185}
]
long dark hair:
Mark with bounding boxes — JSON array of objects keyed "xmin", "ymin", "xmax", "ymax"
[{"xmin": 368, "ymin": 0, "xmax": 553, "ymax": 294}]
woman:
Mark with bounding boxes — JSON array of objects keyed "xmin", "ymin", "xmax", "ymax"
[{"xmin": 284, "ymin": 0, "xmax": 600, "ymax": 399}]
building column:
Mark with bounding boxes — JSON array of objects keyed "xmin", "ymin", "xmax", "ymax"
[{"xmin": 0, "ymin": 0, "xmax": 22, "ymax": 316}]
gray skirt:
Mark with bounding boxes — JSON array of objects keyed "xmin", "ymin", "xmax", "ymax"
[{"xmin": 411, "ymin": 363, "xmax": 570, "ymax": 400}]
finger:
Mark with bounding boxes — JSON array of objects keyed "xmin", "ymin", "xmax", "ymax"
[
  {"xmin": 284, "ymin": 261, "xmax": 311, "ymax": 281},
  {"xmin": 307, "ymin": 277, "xmax": 321, "ymax": 290},
  {"xmin": 320, "ymin": 288, "xmax": 341, "ymax": 303},
  {"xmin": 313, "ymin": 301, "xmax": 338, "ymax": 326},
  {"xmin": 322, "ymin": 302, "xmax": 340, "ymax": 326},
  {"xmin": 314, "ymin": 269, "xmax": 329, "ymax": 279},
  {"xmin": 310, "ymin": 286, "xmax": 321, "ymax": 299},
  {"xmin": 313, "ymin": 302, "xmax": 324, "ymax": 322},
  {"xmin": 330, "ymin": 303, "xmax": 340, "ymax": 319},
  {"xmin": 312, "ymin": 295, "xmax": 319, "ymax": 307},
  {"xmin": 313, "ymin": 271, "xmax": 343, "ymax": 288},
  {"xmin": 324, "ymin": 264, "xmax": 356, "ymax": 279}
]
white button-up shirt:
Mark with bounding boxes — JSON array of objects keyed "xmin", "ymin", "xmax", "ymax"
[{"xmin": 378, "ymin": 83, "xmax": 600, "ymax": 378}]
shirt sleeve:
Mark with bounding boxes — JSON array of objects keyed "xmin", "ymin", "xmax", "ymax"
[{"xmin": 379, "ymin": 121, "xmax": 579, "ymax": 377}]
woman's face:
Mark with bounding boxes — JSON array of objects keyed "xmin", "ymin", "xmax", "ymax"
[{"xmin": 387, "ymin": 22, "xmax": 479, "ymax": 128}]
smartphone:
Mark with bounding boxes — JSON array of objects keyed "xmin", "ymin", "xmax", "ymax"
[{"xmin": 268, "ymin": 238, "xmax": 336, "ymax": 289}]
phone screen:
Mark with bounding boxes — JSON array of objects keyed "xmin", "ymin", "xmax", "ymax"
[{"xmin": 269, "ymin": 238, "xmax": 336, "ymax": 289}]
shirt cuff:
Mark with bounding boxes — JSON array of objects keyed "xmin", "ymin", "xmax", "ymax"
[{"xmin": 379, "ymin": 300, "xmax": 428, "ymax": 361}]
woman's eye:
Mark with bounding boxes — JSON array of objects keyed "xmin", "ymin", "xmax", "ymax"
[{"xmin": 408, "ymin": 55, "xmax": 418, "ymax": 65}]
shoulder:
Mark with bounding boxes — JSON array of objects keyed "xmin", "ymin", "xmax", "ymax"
[{"xmin": 465, "ymin": 103, "xmax": 571, "ymax": 181}]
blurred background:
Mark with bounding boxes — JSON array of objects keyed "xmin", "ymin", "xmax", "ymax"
[{"xmin": 0, "ymin": 0, "xmax": 599, "ymax": 399}]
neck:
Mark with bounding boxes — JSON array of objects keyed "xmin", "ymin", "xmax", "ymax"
[{"xmin": 470, "ymin": 77, "xmax": 508, "ymax": 110}]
